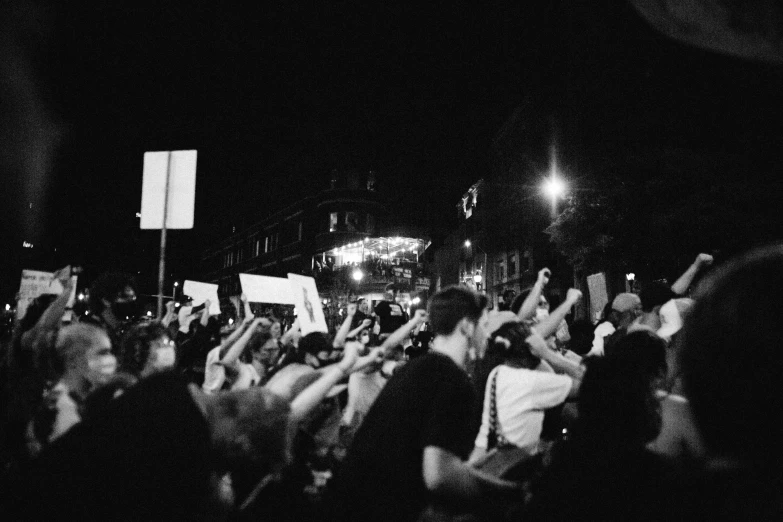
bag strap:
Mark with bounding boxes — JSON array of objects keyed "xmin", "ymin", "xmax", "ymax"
[{"xmin": 487, "ymin": 368, "xmax": 509, "ymax": 450}]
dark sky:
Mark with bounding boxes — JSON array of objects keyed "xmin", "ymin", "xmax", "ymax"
[{"xmin": 1, "ymin": 1, "xmax": 781, "ymax": 301}]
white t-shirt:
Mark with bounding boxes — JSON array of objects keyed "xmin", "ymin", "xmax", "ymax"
[
  {"xmin": 202, "ymin": 345, "xmax": 261, "ymax": 393},
  {"xmin": 475, "ymin": 365, "xmax": 572, "ymax": 454},
  {"xmin": 587, "ymin": 321, "xmax": 616, "ymax": 357},
  {"xmin": 342, "ymin": 370, "xmax": 386, "ymax": 426}
]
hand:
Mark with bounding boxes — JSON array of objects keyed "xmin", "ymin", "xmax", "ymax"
[
  {"xmin": 240, "ymin": 293, "xmax": 248, "ymax": 303},
  {"xmin": 347, "ymin": 303, "xmax": 357, "ymax": 316},
  {"xmin": 203, "ymin": 299, "xmax": 211, "ymax": 313},
  {"xmin": 361, "ymin": 318, "xmax": 372, "ymax": 328},
  {"xmin": 353, "ymin": 347, "xmax": 384, "ymax": 373},
  {"xmin": 338, "ymin": 341, "xmax": 363, "ymax": 374},
  {"xmin": 525, "ymin": 331, "xmax": 550, "ymax": 359},
  {"xmin": 537, "ymin": 268, "xmax": 551, "ymax": 287},
  {"xmin": 412, "ymin": 309, "xmax": 428, "ymax": 324},
  {"xmin": 695, "ymin": 253, "xmax": 714, "ymax": 268},
  {"xmin": 165, "ymin": 301, "xmax": 176, "ymax": 314},
  {"xmin": 566, "ymin": 288, "xmax": 583, "ymax": 304}
]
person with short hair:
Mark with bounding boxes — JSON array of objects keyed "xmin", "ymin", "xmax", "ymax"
[
  {"xmin": 119, "ymin": 321, "xmax": 177, "ymax": 379},
  {"xmin": 83, "ymin": 272, "xmax": 139, "ymax": 349},
  {"xmin": 601, "ymin": 293, "xmax": 642, "ymax": 357},
  {"xmin": 329, "ymin": 286, "xmax": 518, "ymax": 522}
]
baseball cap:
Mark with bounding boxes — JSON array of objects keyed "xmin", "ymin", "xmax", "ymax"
[{"xmin": 612, "ymin": 293, "xmax": 641, "ymax": 313}]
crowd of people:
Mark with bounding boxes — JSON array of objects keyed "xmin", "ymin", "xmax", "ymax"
[{"xmin": 1, "ymin": 245, "xmax": 782, "ymax": 520}]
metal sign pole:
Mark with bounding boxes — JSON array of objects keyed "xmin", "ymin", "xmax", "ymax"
[{"xmin": 157, "ymin": 151, "xmax": 173, "ymax": 319}]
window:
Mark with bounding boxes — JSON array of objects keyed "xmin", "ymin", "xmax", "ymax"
[
  {"xmin": 508, "ymin": 253, "xmax": 517, "ymax": 277},
  {"xmin": 366, "ymin": 214, "xmax": 375, "ymax": 233},
  {"xmin": 329, "ymin": 212, "xmax": 339, "ymax": 232},
  {"xmin": 345, "ymin": 212, "xmax": 358, "ymax": 232},
  {"xmin": 254, "ymin": 239, "xmax": 260, "ymax": 257},
  {"xmin": 298, "ymin": 221, "xmax": 303, "ymax": 241},
  {"xmin": 495, "ymin": 256, "xmax": 506, "ymax": 282},
  {"xmin": 264, "ymin": 236, "xmax": 270, "ymax": 253}
]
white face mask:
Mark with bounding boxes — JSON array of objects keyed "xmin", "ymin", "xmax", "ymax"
[
  {"xmin": 88, "ymin": 355, "xmax": 117, "ymax": 379},
  {"xmin": 154, "ymin": 347, "xmax": 176, "ymax": 368}
]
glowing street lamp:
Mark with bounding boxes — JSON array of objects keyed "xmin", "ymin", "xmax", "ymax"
[{"xmin": 352, "ymin": 268, "xmax": 364, "ymax": 282}]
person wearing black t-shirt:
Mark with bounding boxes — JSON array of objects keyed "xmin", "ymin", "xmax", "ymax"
[
  {"xmin": 329, "ymin": 286, "xmax": 519, "ymax": 522},
  {"xmin": 374, "ymin": 283, "xmax": 408, "ymax": 337}
]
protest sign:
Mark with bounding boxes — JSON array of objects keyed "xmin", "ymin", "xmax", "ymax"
[
  {"xmin": 287, "ymin": 274, "xmax": 328, "ymax": 336},
  {"xmin": 140, "ymin": 150, "xmax": 198, "ymax": 230},
  {"xmin": 183, "ymin": 280, "xmax": 220, "ymax": 316},
  {"xmin": 239, "ymin": 274, "xmax": 297, "ymax": 305},
  {"xmin": 587, "ymin": 272, "xmax": 610, "ymax": 322},
  {"xmin": 16, "ymin": 267, "xmax": 78, "ymax": 320}
]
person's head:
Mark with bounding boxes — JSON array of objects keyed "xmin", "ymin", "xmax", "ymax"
[
  {"xmin": 639, "ymin": 281, "xmax": 676, "ymax": 314},
  {"xmin": 428, "ymin": 286, "xmax": 489, "ymax": 350},
  {"xmin": 244, "ymin": 321, "xmax": 274, "ymax": 367},
  {"xmin": 268, "ymin": 317, "xmax": 282, "ymax": 340},
  {"xmin": 384, "ymin": 283, "xmax": 398, "ymax": 301},
  {"xmin": 567, "ymin": 319, "xmax": 596, "ymax": 356},
  {"xmin": 510, "ymin": 287, "xmax": 549, "ymax": 319},
  {"xmin": 486, "ymin": 320, "xmax": 537, "ymax": 368},
  {"xmin": 357, "ymin": 298, "xmax": 370, "ymax": 315},
  {"xmin": 611, "ymin": 293, "xmax": 642, "ymax": 327},
  {"xmin": 681, "ymin": 244, "xmax": 783, "ymax": 469},
  {"xmin": 119, "ymin": 321, "xmax": 176, "ymax": 378},
  {"xmin": 89, "ymin": 272, "xmax": 139, "ymax": 322},
  {"xmin": 358, "ymin": 327, "xmax": 372, "ymax": 346},
  {"xmin": 575, "ymin": 334, "xmax": 665, "ymax": 452},
  {"xmin": 298, "ymin": 332, "xmax": 331, "ymax": 366},
  {"xmin": 55, "ymin": 323, "xmax": 116, "ymax": 388},
  {"xmin": 207, "ymin": 387, "xmax": 294, "ymax": 475}
]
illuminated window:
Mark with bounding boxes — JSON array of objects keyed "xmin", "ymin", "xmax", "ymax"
[{"xmin": 329, "ymin": 212, "xmax": 339, "ymax": 232}]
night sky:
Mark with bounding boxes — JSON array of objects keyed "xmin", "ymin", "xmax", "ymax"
[{"xmin": 1, "ymin": 1, "xmax": 781, "ymax": 301}]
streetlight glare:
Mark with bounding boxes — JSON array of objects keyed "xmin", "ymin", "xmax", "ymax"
[
  {"xmin": 352, "ymin": 268, "xmax": 364, "ymax": 281},
  {"xmin": 464, "ymin": 240, "xmax": 471, "ymax": 247},
  {"xmin": 543, "ymin": 177, "xmax": 566, "ymax": 199}
]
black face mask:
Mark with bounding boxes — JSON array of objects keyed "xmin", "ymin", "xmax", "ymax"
[{"xmin": 111, "ymin": 300, "xmax": 140, "ymax": 321}]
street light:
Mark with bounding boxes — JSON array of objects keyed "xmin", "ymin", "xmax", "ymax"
[
  {"xmin": 464, "ymin": 240, "xmax": 487, "ymax": 292},
  {"xmin": 352, "ymin": 268, "xmax": 364, "ymax": 281},
  {"xmin": 543, "ymin": 174, "xmax": 566, "ymax": 217}
]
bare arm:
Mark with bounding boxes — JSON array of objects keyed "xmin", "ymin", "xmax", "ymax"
[
  {"xmin": 346, "ymin": 320, "xmax": 371, "ymax": 340},
  {"xmin": 161, "ymin": 301, "xmax": 178, "ymax": 328},
  {"xmin": 517, "ymin": 268, "xmax": 550, "ymax": 321},
  {"xmin": 671, "ymin": 253, "xmax": 713, "ymax": 295},
  {"xmin": 220, "ymin": 318, "xmax": 264, "ymax": 363},
  {"xmin": 423, "ymin": 447, "xmax": 520, "ymax": 498},
  {"xmin": 199, "ymin": 299, "xmax": 212, "ymax": 328},
  {"xmin": 289, "ymin": 342, "xmax": 382, "ymax": 423},
  {"xmin": 332, "ymin": 303, "xmax": 357, "ymax": 348},
  {"xmin": 279, "ymin": 318, "xmax": 300, "ymax": 347},
  {"xmin": 535, "ymin": 288, "xmax": 582, "ymax": 340},
  {"xmin": 527, "ymin": 331, "xmax": 584, "ymax": 398},
  {"xmin": 379, "ymin": 309, "xmax": 428, "ymax": 357}
]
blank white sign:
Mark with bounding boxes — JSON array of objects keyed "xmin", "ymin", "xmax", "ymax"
[
  {"xmin": 140, "ymin": 150, "xmax": 197, "ymax": 229},
  {"xmin": 239, "ymin": 274, "xmax": 297, "ymax": 305},
  {"xmin": 183, "ymin": 280, "xmax": 221, "ymax": 316}
]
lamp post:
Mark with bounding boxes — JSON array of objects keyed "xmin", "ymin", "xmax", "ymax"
[
  {"xmin": 173, "ymin": 281, "xmax": 179, "ymax": 302},
  {"xmin": 464, "ymin": 240, "xmax": 487, "ymax": 293}
]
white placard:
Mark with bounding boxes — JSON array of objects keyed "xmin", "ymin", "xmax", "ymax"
[
  {"xmin": 16, "ymin": 268, "xmax": 77, "ymax": 320},
  {"xmin": 287, "ymin": 273, "xmax": 328, "ymax": 335},
  {"xmin": 140, "ymin": 150, "xmax": 197, "ymax": 229},
  {"xmin": 239, "ymin": 274, "xmax": 297, "ymax": 305},
  {"xmin": 183, "ymin": 280, "xmax": 220, "ymax": 316}
]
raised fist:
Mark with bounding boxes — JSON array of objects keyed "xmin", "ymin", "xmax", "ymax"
[
  {"xmin": 537, "ymin": 268, "xmax": 551, "ymax": 287},
  {"xmin": 695, "ymin": 253, "xmax": 714, "ymax": 268},
  {"xmin": 566, "ymin": 289, "xmax": 583, "ymax": 303},
  {"xmin": 413, "ymin": 309, "xmax": 428, "ymax": 323},
  {"xmin": 347, "ymin": 303, "xmax": 357, "ymax": 316}
]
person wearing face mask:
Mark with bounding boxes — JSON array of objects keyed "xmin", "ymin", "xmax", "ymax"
[
  {"xmin": 83, "ymin": 272, "xmax": 140, "ymax": 351},
  {"xmin": 118, "ymin": 321, "xmax": 178, "ymax": 379},
  {"xmin": 29, "ymin": 323, "xmax": 116, "ymax": 449}
]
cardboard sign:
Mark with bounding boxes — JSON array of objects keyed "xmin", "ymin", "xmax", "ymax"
[
  {"xmin": 287, "ymin": 274, "xmax": 328, "ymax": 336},
  {"xmin": 587, "ymin": 272, "xmax": 610, "ymax": 322},
  {"xmin": 183, "ymin": 280, "xmax": 220, "ymax": 316},
  {"xmin": 16, "ymin": 268, "xmax": 78, "ymax": 320},
  {"xmin": 140, "ymin": 150, "xmax": 197, "ymax": 229},
  {"xmin": 239, "ymin": 274, "xmax": 296, "ymax": 305}
]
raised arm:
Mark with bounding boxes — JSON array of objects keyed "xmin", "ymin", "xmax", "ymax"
[
  {"xmin": 199, "ymin": 299, "xmax": 212, "ymax": 328},
  {"xmin": 535, "ymin": 288, "xmax": 582, "ymax": 340},
  {"xmin": 671, "ymin": 253, "xmax": 714, "ymax": 295},
  {"xmin": 289, "ymin": 341, "xmax": 383, "ymax": 423},
  {"xmin": 332, "ymin": 303, "xmax": 357, "ymax": 348},
  {"xmin": 279, "ymin": 318, "xmax": 300, "ymax": 347},
  {"xmin": 526, "ymin": 331, "xmax": 584, "ymax": 398},
  {"xmin": 218, "ymin": 315, "xmax": 259, "ymax": 360},
  {"xmin": 161, "ymin": 300, "xmax": 178, "ymax": 328},
  {"xmin": 346, "ymin": 319, "xmax": 372, "ymax": 340},
  {"xmin": 379, "ymin": 309, "xmax": 428, "ymax": 357},
  {"xmin": 517, "ymin": 268, "xmax": 550, "ymax": 321},
  {"xmin": 241, "ymin": 293, "xmax": 253, "ymax": 322}
]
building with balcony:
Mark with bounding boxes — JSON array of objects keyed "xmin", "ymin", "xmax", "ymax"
[{"xmin": 200, "ymin": 170, "xmax": 431, "ymax": 315}]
